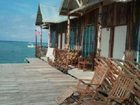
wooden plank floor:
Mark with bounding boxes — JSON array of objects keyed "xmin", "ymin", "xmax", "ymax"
[{"xmin": 0, "ymin": 58, "xmax": 77, "ymax": 105}]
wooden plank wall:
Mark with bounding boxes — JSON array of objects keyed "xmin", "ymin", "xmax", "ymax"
[
  {"xmin": 69, "ymin": 9, "xmax": 98, "ymax": 51},
  {"xmin": 49, "ymin": 1, "xmax": 140, "ymax": 61}
]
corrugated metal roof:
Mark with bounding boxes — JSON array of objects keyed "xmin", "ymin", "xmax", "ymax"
[{"xmin": 40, "ymin": 4, "xmax": 67, "ymax": 23}]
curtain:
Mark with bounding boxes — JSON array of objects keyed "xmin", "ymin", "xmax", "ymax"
[
  {"xmin": 51, "ymin": 31, "xmax": 56, "ymax": 48},
  {"xmin": 70, "ymin": 30, "xmax": 75, "ymax": 50},
  {"xmin": 82, "ymin": 25, "xmax": 95, "ymax": 57}
]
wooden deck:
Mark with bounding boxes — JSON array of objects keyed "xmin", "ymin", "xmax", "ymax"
[{"xmin": 0, "ymin": 58, "xmax": 77, "ymax": 105}]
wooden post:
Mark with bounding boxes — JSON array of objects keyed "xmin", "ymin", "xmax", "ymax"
[
  {"xmin": 109, "ymin": 27, "xmax": 114, "ymax": 57},
  {"xmin": 48, "ymin": 24, "xmax": 51, "ymax": 48},
  {"xmin": 109, "ymin": 4, "xmax": 115, "ymax": 58},
  {"xmin": 66, "ymin": 15, "xmax": 70, "ymax": 49},
  {"xmin": 40, "ymin": 25, "xmax": 42, "ymax": 48},
  {"xmin": 96, "ymin": 3, "xmax": 102, "ymax": 56},
  {"xmin": 126, "ymin": 1, "xmax": 137, "ymax": 61},
  {"xmin": 35, "ymin": 29, "xmax": 38, "ymax": 57}
]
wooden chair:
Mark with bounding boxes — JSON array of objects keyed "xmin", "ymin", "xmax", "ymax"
[
  {"xmin": 78, "ymin": 54, "xmax": 94, "ymax": 70},
  {"xmin": 56, "ymin": 57, "xmax": 109, "ymax": 105},
  {"xmin": 57, "ymin": 58, "xmax": 108, "ymax": 104},
  {"xmin": 107, "ymin": 74, "xmax": 134, "ymax": 104},
  {"xmin": 67, "ymin": 50, "xmax": 80, "ymax": 66},
  {"xmin": 54, "ymin": 49, "xmax": 69, "ymax": 72},
  {"xmin": 81, "ymin": 73, "xmax": 135, "ymax": 105},
  {"xmin": 78, "ymin": 56, "xmax": 88, "ymax": 70},
  {"xmin": 76, "ymin": 57, "xmax": 112, "ymax": 104}
]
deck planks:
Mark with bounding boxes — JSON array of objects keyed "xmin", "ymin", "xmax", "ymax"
[{"xmin": 0, "ymin": 58, "xmax": 77, "ymax": 105}]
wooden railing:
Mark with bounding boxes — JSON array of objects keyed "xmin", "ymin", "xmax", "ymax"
[
  {"xmin": 35, "ymin": 46, "xmax": 47, "ymax": 58},
  {"xmin": 52, "ymin": 49, "xmax": 81, "ymax": 73}
]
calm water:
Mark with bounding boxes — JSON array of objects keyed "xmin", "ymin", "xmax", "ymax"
[{"xmin": 0, "ymin": 41, "xmax": 35, "ymax": 63}]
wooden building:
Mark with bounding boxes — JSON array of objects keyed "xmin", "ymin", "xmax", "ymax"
[
  {"xmin": 58, "ymin": 0, "xmax": 140, "ymax": 62},
  {"xmin": 48, "ymin": 21, "xmax": 67, "ymax": 49},
  {"xmin": 36, "ymin": 0, "xmax": 140, "ymax": 63},
  {"xmin": 35, "ymin": 4, "xmax": 67, "ymax": 57}
]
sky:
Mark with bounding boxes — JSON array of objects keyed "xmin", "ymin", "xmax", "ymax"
[{"xmin": 0, "ymin": 0, "xmax": 62, "ymax": 42}]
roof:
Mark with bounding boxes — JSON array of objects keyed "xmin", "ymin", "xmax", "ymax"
[
  {"xmin": 59, "ymin": 0, "xmax": 132, "ymax": 16},
  {"xmin": 40, "ymin": 4, "xmax": 67, "ymax": 23},
  {"xmin": 59, "ymin": 0, "xmax": 103, "ymax": 16},
  {"xmin": 35, "ymin": 5, "xmax": 43, "ymax": 26},
  {"xmin": 59, "ymin": 0, "xmax": 79, "ymax": 15}
]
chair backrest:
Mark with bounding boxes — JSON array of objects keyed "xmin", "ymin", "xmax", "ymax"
[
  {"xmin": 108, "ymin": 74, "xmax": 134, "ymax": 103},
  {"xmin": 91, "ymin": 57, "xmax": 109, "ymax": 85}
]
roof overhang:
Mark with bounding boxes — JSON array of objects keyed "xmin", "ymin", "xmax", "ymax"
[
  {"xmin": 59, "ymin": 0, "xmax": 79, "ymax": 16},
  {"xmin": 69, "ymin": 0, "xmax": 103, "ymax": 16},
  {"xmin": 60, "ymin": 0, "xmax": 133, "ymax": 16},
  {"xmin": 59, "ymin": 0, "xmax": 104, "ymax": 16}
]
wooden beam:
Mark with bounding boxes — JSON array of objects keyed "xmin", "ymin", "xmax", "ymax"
[
  {"xmin": 109, "ymin": 4, "xmax": 115, "ymax": 57},
  {"xmin": 66, "ymin": 16, "xmax": 70, "ymax": 49},
  {"xmin": 40, "ymin": 25, "xmax": 42, "ymax": 48},
  {"xmin": 76, "ymin": 0, "xmax": 82, "ymax": 7},
  {"xmin": 109, "ymin": 27, "xmax": 114, "ymax": 57},
  {"xmin": 35, "ymin": 30, "xmax": 38, "ymax": 57},
  {"xmin": 48, "ymin": 24, "xmax": 51, "ymax": 48},
  {"xmin": 96, "ymin": 3, "xmax": 103, "ymax": 56},
  {"xmin": 68, "ymin": 0, "xmax": 103, "ymax": 15}
]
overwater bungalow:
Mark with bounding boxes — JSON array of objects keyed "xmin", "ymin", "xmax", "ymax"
[
  {"xmin": 35, "ymin": 4, "xmax": 68, "ymax": 58},
  {"xmin": 35, "ymin": 0, "xmax": 140, "ymax": 69},
  {"xmin": 59, "ymin": 0, "xmax": 140, "ymax": 61},
  {"xmin": 34, "ymin": 0, "xmax": 140, "ymax": 104},
  {"xmin": 38, "ymin": 0, "xmax": 140, "ymax": 70}
]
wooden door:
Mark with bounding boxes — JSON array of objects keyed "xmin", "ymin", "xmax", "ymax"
[
  {"xmin": 113, "ymin": 25, "xmax": 127, "ymax": 59},
  {"xmin": 100, "ymin": 28, "xmax": 110, "ymax": 57}
]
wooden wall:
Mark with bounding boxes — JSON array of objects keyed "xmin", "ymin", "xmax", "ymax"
[
  {"xmin": 49, "ymin": 1, "xmax": 140, "ymax": 61},
  {"xmin": 70, "ymin": 9, "xmax": 98, "ymax": 51}
]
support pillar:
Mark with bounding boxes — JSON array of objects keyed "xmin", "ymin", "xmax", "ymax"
[
  {"xmin": 109, "ymin": 27, "xmax": 114, "ymax": 57},
  {"xmin": 40, "ymin": 25, "xmax": 42, "ymax": 48},
  {"xmin": 66, "ymin": 15, "xmax": 70, "ymax": 49},
  {"xmin": 35, "ymin": 29, "xmax": 38, "ymax": 57},
  {"xmin": 96, "ymin": 3, "xmax": 102, "ymax": 56},
  {"xmin": 48, "ymin": 24, "xmax": 51, "ymax": 48},
  {"xmin": 125, "ymin": 1, "xmax": 137, "ymax": 61}
]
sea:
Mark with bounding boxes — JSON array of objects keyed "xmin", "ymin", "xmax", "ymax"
[{"xmin": 0, "ymin": 40, "xmax": 35, "ymax": 63}]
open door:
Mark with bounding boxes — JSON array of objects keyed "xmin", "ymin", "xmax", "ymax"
[
  {"xmin": 113, "ymin": 25, "xmax": 127, "ymax": 59},
  {"xmin": 100, "ymin": 28, "xmax": 110, "ymax": 57}
]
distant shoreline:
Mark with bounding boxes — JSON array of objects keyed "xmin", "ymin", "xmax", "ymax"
[{"xmin": 0, "ymin": 40, "xmax": 48, "ymax": 44}]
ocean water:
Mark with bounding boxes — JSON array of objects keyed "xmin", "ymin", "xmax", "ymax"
[{"xmin": 0, "ymin": 41, "xmax": 35, "ymax": 63}]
